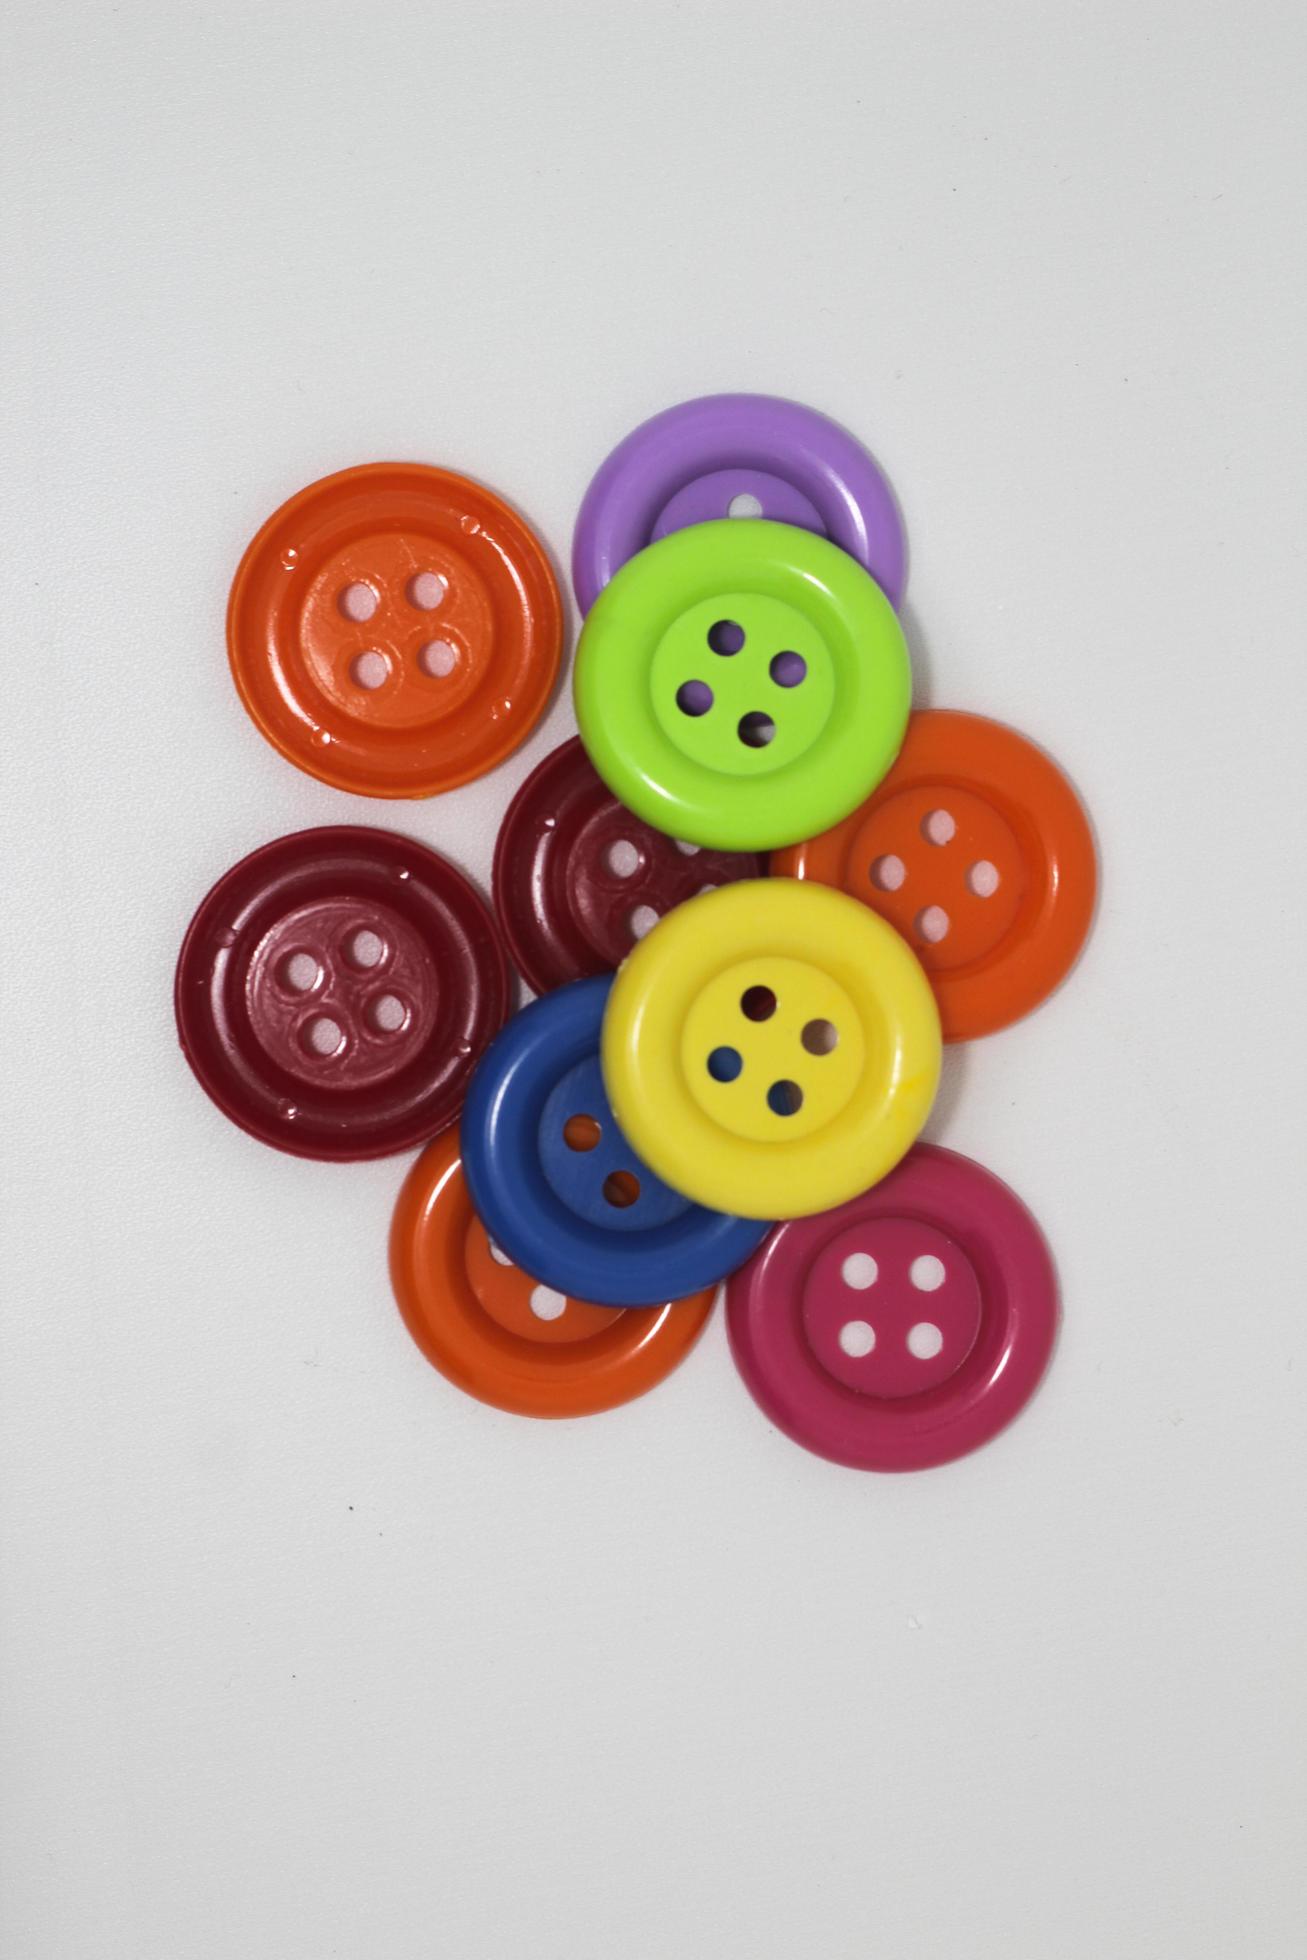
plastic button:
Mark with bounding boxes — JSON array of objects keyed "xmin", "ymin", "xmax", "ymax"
[
  {"xmin": 602, "ymin": 880, "xmax": 941, "ymax": 1219},
  {"xmin": 727, "ymin": 1144, "xmax": 1058, "ymax": 1470},
  {"xmin": 493, "ymin": 736, "xmax": 765, "ymax": 995},
  {"xmin": 228, "ymin": 463, "xmax": 561, "ymax": 797},
  {"xmin": 574, "ymin": 520, "xmax": 911, "ymax": 851},
  {"xmin": 460, "ymin": 976, "xmax": 768, "ymax": 1306},
  {"xmin": 773, "ymin": 710, "xmax": 1097, "ymax": 1039},
  {"xmin": 572, "ymin": 393, "xmax": 906, "ymax": 612},
  {"xmin": 391, "ymin": 1130, "xmax": 714, "ymax": 1418},
  {"xmin": 175, "ymin": 827, "xmax": 508, "ymax": 1159}
]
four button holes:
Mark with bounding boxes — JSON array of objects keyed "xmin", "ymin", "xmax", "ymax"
[
  {"xmin": 338, "ymin": 569, "xmax": 456, "ymax": 694},
  {"xmin": 707, "ymin": 985, "xmax": 839, "ymax": 1120},
  {"xmin": 836, "ymin": 1251, "xmax": 947, "ymax": 1362},
  {"xmin": 277, "ymin": 924, "xmax": 411, "ymax": 1063},
  {"xmin": 871, "ymin": 808, "xmax": 1001, "ymax": 949},
  {"xmin": 675, "ymin": 620, "xmax": 807, "ymax": 747}
]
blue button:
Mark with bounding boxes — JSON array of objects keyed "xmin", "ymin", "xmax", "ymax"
[{"xmin": 461, "ymin": 975, "xmax": 769, "ymax": 1307}]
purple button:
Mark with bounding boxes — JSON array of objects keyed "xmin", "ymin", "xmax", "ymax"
[
  {"xmin": 651, "ymin": 468, "xmax": 826, "ymax": 543},
  {"xmin": 727, "ymin": 1145, "xmax": 1058, "ymax": 1471},
  {"xmin": 572, "ymin": 394, "xmax": 907, "ymax": 614}
]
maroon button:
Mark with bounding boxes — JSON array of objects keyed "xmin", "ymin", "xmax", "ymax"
[
  {"xmin": 176, "ymin": 827, "xmax": 509, "ymax": 1159},
  {"xmin": 493, "ymin": 736, "xmax": 765, "ymax": 994}
]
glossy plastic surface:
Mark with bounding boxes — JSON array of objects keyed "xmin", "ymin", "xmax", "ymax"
[
  {"xmin": 773, "ymin": 709, "xmax": 1097, "ymax": 1039},
  {"xmin": 574, "ymin": 520, "xmax": 911, "ymax": 851},
  {"xmin": 228, "ymin": 462, "xmax": 561, "ymax": 798},
  {"xmin": 727, "ymin": 1144, "xmax": 1058, "ymax": 1470},
  {"xmin": 602, "ymin": 880, "xmax": 940, "ymax": 1219},
  {"xmin": 493, "ymin": 735, "xmax": 765, "ymax": 995},
  {"xmin": 175, "ymin": 827, "xmax": 509, "ymax": 1159},
  {"xmin": 391, "ymin": 1130, "xmax": 714, "ymax": 1418},
  {"xmin": 572, "ymin": 393, "xmax": 906, "ymax": 611},
  {"xmin": 462, "ymin": 976, "xmax": 767, "ymax": 1305}
]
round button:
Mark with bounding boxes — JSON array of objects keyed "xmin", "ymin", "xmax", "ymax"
[
  {"xmin": 574, "ymin": 520, "xmax": 911, "ymax": 851},
  {"xmin": 175, "ymin": 827, "xmax": 509, "ymax": 1159},
  {"xmin": 228, "ymin": 463, "xmax": 562, "ymax": 797},
  {"xmin": 391, "ymin": 1130, "xmax": 714, "ymax": 1418},
  {"xmin": 601, "ymin": 879, "xmax": 941, "ymax": 1219},
  {"xmin": 572, "ymin": 393, "xmax": 906, "ymax": 612},
  {"xmin": 493, "ymin": 736, "xmax": 766, "ymax": 994},
  {"xmin": 772, "ymin": 710, "xmax": 1097, "ymax": 1039},
  {"xmin": 460, "ymin": 975, "xmax": 768, "ymax": 1306},
  {"xmin": 727, "ymin": 1144, "xmax": 1058, "ymax": 1470}
]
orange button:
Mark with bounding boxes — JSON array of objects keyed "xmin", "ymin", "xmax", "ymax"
[
  {"xmin": 229, "ymin": 463, "xmax": 562, "ymax": 798},
  {"xmin": 772, "ymin": 711, "xmax": 1096, "ymax": 1040},
  {"xmin": 390, "ymin": 1130, "xmax": 714, "ymax": 1417}
]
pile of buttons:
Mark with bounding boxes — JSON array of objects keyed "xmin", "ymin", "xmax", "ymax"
[{"xmin": 177, "ymin": 395, "xmax": 1096, "ymax": 1471}]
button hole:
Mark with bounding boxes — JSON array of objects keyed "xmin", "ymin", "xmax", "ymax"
[
  {"xmin": 606, "ymin": 840, "xmax": 640, "ymax": 878},
  {"xmin": 707, "ymin": 620, "xmax": 745, "ymax": 655},
  {"xmin": 766, "ymin": 1079, "xmax": 803, "ymax": 1117},
  {"xmin": 707, "ymin": 1046, "xmax": 742, "ymax": 1082},
  {"xmin": 769, "ymin": 651, "xmax": 806, "ymax": 688},
  {"xmin": 406, "ymin": 571, "xmax": 447, "ymax": 611},
  {"xmin": 563, "ymin": 1114, "xmax": 601, "ymax": 1152},
  {"xmin": 349, "ymin": 650, "xmax": 389, "ymax": 691},
  {"xmin": 337, "ymin": 582, "xmax": 378, "ymax": 622}
]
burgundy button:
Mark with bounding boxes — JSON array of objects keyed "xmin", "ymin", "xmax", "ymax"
[
  {"xmin": 176, "ymin": 827, "xmax": 509, "ymax": 1159},
  {"xmin": 493, "ymin": 736, "xmax": 765, "ymax": 995}
]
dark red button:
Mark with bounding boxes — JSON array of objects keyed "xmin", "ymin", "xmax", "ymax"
[
  {"xmin": 175, "ymin": 827, "xmax": 509, "ymax": 1159},
  {"xmin": 493, "ymin": 736, "xmax": 765, "ymax": 995}
]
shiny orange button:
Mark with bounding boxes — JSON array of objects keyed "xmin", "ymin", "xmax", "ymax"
[
  {"xmin": 773, "ymin": 710, "xmax": 1096, "ymax": 1040},
  {"xmin": 390, "ymin": 1130, "xmax": 714, "ymax": 1418},
  {"xmin": 229, "ymin": 463, "xmax": 562, "ymax": 798}
]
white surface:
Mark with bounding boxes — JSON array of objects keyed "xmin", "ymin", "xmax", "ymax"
[{"xmin": 2, "ymin": 5, "xmax": 1304, "ymax": 1956}]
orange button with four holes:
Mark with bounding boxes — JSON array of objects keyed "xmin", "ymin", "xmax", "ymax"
[
  {"xmin": 390, "ymin": 1130, "xmax": 714, "ymax": 1418},
  {"xmin": 228, "ymin": 463, "xmax": 561, "ymax": 798},
  {"xmin": 772, "ymin": 710, "xmax": 1096, "ymax": 1040}
]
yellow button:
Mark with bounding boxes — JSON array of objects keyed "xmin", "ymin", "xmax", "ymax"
[{"xmin": 601, "ymin": 879, "xmax": 942, "ymax": 1219}]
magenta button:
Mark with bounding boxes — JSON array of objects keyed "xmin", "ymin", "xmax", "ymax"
[{"xmin": 727, "ymin": 1144, "xmax": 1058, "ymax": 1471}]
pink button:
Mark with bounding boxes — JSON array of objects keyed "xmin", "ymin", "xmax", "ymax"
[{"xmin": 727, "ymin": 1145, "xmax": 1058, "ymax": 1471}]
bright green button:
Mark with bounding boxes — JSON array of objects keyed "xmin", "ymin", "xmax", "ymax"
[{"xmin": 574, "ymin": 519, "xmax": 911, "ymax": 851}]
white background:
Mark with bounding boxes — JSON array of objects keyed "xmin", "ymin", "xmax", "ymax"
[{"xmin": 2, "ymin": 5, "xmax": 1304, "ymax": 1956}]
